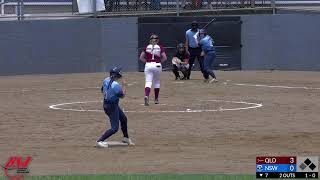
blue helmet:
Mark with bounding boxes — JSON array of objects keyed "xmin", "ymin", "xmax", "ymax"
[
  {"xmin": 199, "ymin": 28, "xmax": 207, "ymax": 35},
  {"xmin": 110, "ymin": 67, "xmax": 122, "ymax": 78},
  {"xmin": 199, "ymin": 29, "xmax": 207, "ymax": 39}
]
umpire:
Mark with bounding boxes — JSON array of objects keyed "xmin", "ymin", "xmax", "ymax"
[{"xmin": 185, "ymin": 21, "xmax": 207, "ymax": 80}]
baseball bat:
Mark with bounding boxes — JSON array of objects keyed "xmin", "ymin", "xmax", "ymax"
[
  {"xmin": 202, "ymin": 18, "xmax": 216, "ymax": 29},
  {"xmin": 193, "ymin": 18, "xmax": 216, "ymax": 39}
]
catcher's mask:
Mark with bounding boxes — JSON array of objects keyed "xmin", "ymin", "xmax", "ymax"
[
  {"xmin": 177, "ymin": 43, "xmax": 185, "ymax": 53},
  {"xmin": 149, "ymin": 34, "xmax": 159, "ymax": 45}
]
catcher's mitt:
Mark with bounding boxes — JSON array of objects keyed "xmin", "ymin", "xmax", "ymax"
[{"xmin": 172, "ymin": 57, "xmax": 182, "ymax": 65}]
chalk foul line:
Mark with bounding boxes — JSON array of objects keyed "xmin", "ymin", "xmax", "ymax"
[{"xmin": 232, "ymin": 83, "xmax": 320, "ymax": 90}]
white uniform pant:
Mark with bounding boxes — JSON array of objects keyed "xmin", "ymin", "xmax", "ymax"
[{"xmin": 144, "ymin": 62, "xmax": 162, "ymax": 88}]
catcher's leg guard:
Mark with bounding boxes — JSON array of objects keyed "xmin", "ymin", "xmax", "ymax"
[
  {"xmin": 172, "ymin": 65, "xmax": 180, "ymax": 79},
  {"xmin": 181, "ymin": 65, "xmax": 189, "ymax": 79}
]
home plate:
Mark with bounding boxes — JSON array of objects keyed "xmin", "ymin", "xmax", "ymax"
[{"xmin": 106, "ymin": 141, "xmax": 129, "ymax": 147}]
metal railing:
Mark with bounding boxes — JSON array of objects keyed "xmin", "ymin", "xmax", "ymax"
[
  {"xmin": 0, "ymin": 0, "xmax": 73, "ymax": 19},
  {"xmin": 2, "ymin": 0, "xmax": 319, "ymax": 19},
  {"xmin": 76, "ymin": 0, "xmax": 320, "ymax": 15},
  {"xmin": 79, "ymin": 0, "xmax": 274, "ymax": 16}
]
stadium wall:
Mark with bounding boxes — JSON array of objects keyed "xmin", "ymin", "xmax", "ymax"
[
  {"xmin": 100, "ymin": 17, "xmax": 138, "ymax": 72},
  {"xmin": 0, "ymin": 17, "xmax": 138, "ymax": 76},
  {"xmin": 241, "ymin": 14, "xmax": 320, "ymax": 71},
  {"xmin": 0, "ymin": 19, "xmax": 101, "ymax": 76},
  {"xmin": 0, "ymin": 15, "xmax": 320, "ymax": 76}
]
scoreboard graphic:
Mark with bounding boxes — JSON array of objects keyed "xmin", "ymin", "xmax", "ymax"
[{"xmin": 256, "ymin": 156, "xmax": 319, "ymax": 178}]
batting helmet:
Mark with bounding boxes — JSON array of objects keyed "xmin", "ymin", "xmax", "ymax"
[
  {"xmin": 110, "ymin": 67, "xmax": 122, "ymax": 78},
  {"xmin": 199, "ymin": 29, "xmax": 207, "ymax": 39},
  {"xmin": 149, "ymin": 34, "xmax": 159, "ymax": 40},
  {"xmin": 199, "ymin": 28, "xmax": 207, "ymax": 35},
  {"xmin": 149, "ymin": 34, "xmax": 159, "ymax": 45}
]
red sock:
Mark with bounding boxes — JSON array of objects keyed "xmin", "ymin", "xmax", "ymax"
[
  {"xmin": 154, "ymin": 88, "xmax": 160, "ymax": 100},
  {"xmin": 145, "ymin": 87, "xmax": 151, "ymax": 97}
]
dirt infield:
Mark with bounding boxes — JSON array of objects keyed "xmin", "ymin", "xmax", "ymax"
[{"xmin": 0, "ymin": 71, "xmax": 319, "ymax": 176}]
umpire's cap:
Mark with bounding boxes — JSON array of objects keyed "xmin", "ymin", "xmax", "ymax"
[
  {"xmin": 110, "ymin": 67, "xmax": 122, "ymax": 78},
  {"xmin": 191, "ymin": 21, "xmax": 198, "ymax": 26}
]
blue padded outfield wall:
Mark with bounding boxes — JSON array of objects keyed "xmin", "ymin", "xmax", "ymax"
[
  {"xmin": 0, "ymin": 14, "xmax": 319, "ymax": 76},
  {"xmin": 0, "ymin": 18, "xmax": 138, "ymax": 76},
  {"xmin": 0, "ymin": 19, "xmax": 102, "ymax": 75},
  {"xmin": 241, "ymin": 14, "xmax": 320, "ymax": 71}
]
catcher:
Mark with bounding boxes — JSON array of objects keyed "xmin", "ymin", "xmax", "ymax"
[{"xmin": 172, "ymin": 43, "xmax": 190, "ymax": 80}]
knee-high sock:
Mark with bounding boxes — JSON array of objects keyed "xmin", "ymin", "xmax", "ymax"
[
  {"xmin": 155, "ymin": 88, "xmax": 160, "ymax": 100},
  {"xmin": 145, "ymin": 87, "xmax": 151, "ymax": 97}
]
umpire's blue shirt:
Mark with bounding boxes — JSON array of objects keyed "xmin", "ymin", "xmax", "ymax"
[
  {"xmin": 185, "ymin": 29, "xmax": 199, "ymax": 48},
  {"xmin": 102, "ymin": 77, "xmax": 124, "ymax": 104}
]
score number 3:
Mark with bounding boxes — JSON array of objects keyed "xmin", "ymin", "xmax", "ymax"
[{"xmin": 290, "ymin": 158, "xmax": 295, "ymax": 164}]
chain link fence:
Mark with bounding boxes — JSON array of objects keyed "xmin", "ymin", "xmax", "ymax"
[
  {"xmin": 76, "ymin": 0, "xmax": 274, "ymax": 15},
  {"xmin": 92, "ymin": 0, "xmax": 272, "ymax": 13},
  {"xmin": 0, "ymin": 0, "xmax": 276, "ymax": 19}
]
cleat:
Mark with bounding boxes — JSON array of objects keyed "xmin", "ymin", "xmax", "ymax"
[
  {"xmin": 154, "ymin": 99, "xmax": 159, "ymax": 104},
  {"xmin": 144, "ymin": 96, "xmax": 149, "ymax": 106},
  {"xmin": 96, "ymin": 141, "xmax": 108, "ymax": 148},
  {"xmin": 122, "ymin": 137, "xmax": 135, "ymax": 146},
  {"xmin": 204, "ymin": 79, "xmax": 209, "ymax": 83},
  {"xmin": 209, "ymin": 78, "xmax": 218, "ymax": 83}
]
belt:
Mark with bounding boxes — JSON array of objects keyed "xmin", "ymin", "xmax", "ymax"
[
  {"xmin": 188, "ymin": 46, "xmax": 200, "ymax": 49},
  {"xmin": 104, "ymin": 100, "xmax": 118, "ymax": 104}
]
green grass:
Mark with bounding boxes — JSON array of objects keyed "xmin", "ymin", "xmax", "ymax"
[{"xmin": 0, "ymin": 174, "xmax": 256, "ymax": 180}]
